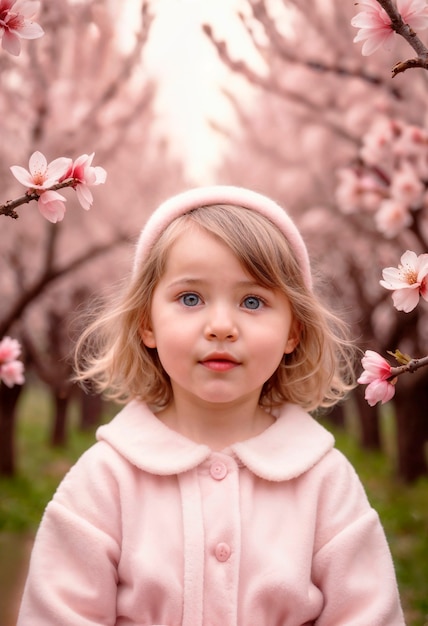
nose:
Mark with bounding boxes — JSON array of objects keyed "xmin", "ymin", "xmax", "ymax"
[{"xmin": 204, "ymin": 304, "xmax": 238, "ymax": 341}]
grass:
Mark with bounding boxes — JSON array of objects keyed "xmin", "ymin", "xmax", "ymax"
[
  {"xmin": 0, "ymin": 384, "xmax": 103, "ymax": 625},
  {"xmin": 1, "ymin": 385, "xmax": 428, "ymax": 625},
  {"xmin": 0, "ymin": 385, "xmax": 98, "ymax": 532}
]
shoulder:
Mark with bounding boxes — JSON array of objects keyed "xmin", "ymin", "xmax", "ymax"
[
  {"xmin": 49, "ymin": 403, "xmax": 157, "ymax": 510},
  {"xmin": 232, "ymin": 403, "xmax": 335, "ymax": 481}
]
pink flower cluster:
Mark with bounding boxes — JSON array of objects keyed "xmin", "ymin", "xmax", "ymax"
[
  {"xmin": 10, "ymin": 151, "xmax": 107, "ymax": 223},
  {"xmin": 336, "ymin": 118, "xmax": 428, "ymax": 237},
  {"xmin": 0, "ymin": 336, "xmax": 25, "ymax": 387},
  {"xmin": 0, "ymin": 0, "xmax": 44, "ymax": 56},
  {"xmin": 352, "ymin": 0, "xmax": 428, "ymax": 56},
  {"xmin": 380, "ymin": 249, "xmax": 428, "ymax": 311},
  {"xmin": 357, "ymin": 350, "xmax": 396, "ymax": 406}
]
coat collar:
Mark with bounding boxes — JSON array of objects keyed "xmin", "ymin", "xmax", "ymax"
[{"xmin": 96, "ymin": 400, "xmax": 334, "ymax": 481}]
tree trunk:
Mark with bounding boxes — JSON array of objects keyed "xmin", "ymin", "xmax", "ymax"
[
  {"xmin": 0, "ymin": 383, "xmax": 23, "ymax": 476},
  {"xmin": 50, "ymin": 391, "xmax": 70, "ymax": 448},
  {"xmin": 394, "ymin": 378, "xmax": 428, "ymax": 483},
  {"xmin": 354, "ymin": 386, "xmax": 381, "ymax": 450},
  {"xmin": 79, "ymin": 390, "xmax": 103, "ymax": 431},
  {"xmin": 324, "ymin": 402, "xmax": 346, "ymax": 428}
]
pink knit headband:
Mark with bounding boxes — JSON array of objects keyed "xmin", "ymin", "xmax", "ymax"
[{"xmin": 133, "ymin": 186, "xmax": 312, "ymax": 290}]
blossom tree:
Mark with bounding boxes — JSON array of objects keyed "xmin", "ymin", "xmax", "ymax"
[
  {"xmin": 336, "ymin": 116, "xmax": 428, "ymax": 405},
  {"xmin": 345, "ymin": 0, "xmax": 428, "ymax": 411},
  {"xmin": 203, "ymin": 0, "xmax": 428, "ymax": 481},
  {"xmin": 0, "ymin": 0, "xmax": 188, "ymax": 475}
]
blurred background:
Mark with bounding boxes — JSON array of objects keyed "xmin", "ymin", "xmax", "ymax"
[{"xmin": 1, "ymin": 0, "xmax": 427, "ymax": 624}]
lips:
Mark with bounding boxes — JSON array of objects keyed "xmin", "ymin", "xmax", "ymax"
[{"xmin": 200, "ymin": 353, "xmax": 240, "ymax": 372}]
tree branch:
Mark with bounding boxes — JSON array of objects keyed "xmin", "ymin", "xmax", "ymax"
[
  {"xmin": 202, "ymin": 24, "xmax": 358, "ymax": 145},
  {"xmin": 248, "ymin": 0, "xmax": 402, "ymax": 98},
  {"xmin": 0, "ymin": 234, "xmax": 130, "ymax": 338},
  {"xmin": 389, "ymin": 355, "xmax": 428, "ymax": 379},
  {"xmin": 0, "ymin": 179, "xmax": 77, "ymax": 219}
]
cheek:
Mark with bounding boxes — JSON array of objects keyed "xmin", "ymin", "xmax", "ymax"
[
  {"xmin": 145, "ymin": 321, "xmax": 182, "ymax": 357},
  {"xmin": 254, "ymin": 331, "xmax": 287, "ymax": 363},
  {"xmin": 151, "ymin": 334, "xmax": 187, "ymax": 381}
]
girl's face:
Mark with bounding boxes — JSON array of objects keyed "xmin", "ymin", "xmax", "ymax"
[{"xmin": 141, "ymin": 225, "xmax": 299, "ymax": 412}]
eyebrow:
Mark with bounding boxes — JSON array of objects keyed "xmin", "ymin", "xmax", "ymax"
[{"xmin": 165, "ymin": 278, "xmax": 268, "ymax": 291}]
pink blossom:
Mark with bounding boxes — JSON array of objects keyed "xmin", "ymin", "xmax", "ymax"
[
  {"xmin": 60, "ymin": 153, "xmax": 107, "ymax": 210},
  {"xmin": 335, "ymin": 169, "xmax": 362, "ymax": 214},
  {"xmin": 352, "ymin": 0, "xmax": 428, "ymax": 56},
  {"xmin": 362, "ymin": 376, "xmax": 396, "ymax": 406},
  {"xmin": 357, "ymin": 350, "xmax": 396, "ymax": 406},
  {"xmin": 393, "ymin": 124, "xmax": 428, "ymax": 179},
  {"xmin": 398, "ymin": 0, "xmax": 428, "ymax": 29},
  {"xmin": 360, "ymin": 117, "xmax": 396, "ymax": 172},
  {"xmin": 380, "ymin": 250, "xmax": 428, "ymax": 312},
  {"xmin": 0, "ymin": 335, "xmax": 24, "ymax": 387},
  {"xmin": 375, "ymin": 199, "xmax": 412, "ymax": 238},
  {"xmin": 0, "ymin": 335, "xmax": 21, "ymax": 362},
  {"xmin": 0, "ymin": 0, "xmax": 44, "ymax": 56},
  {"xmin": 335, "ymin": 168, "xmax": 384, "ymax": 213},
  {"xmin": 393, "ymin": 124, "xmax": 428, "ymax": 159},
  {"xmin": 38, "ymin": 189, "xmax": 67, "ymax": 223},
  {"xmin": 1, "ymin": 359, "xmax": 25, "ymax": 387},
  {"xmin": 10, "ymin": 151, "xmax": 71, "ymax": 192},
  {"xmin": 390, "ymin": 163, "xmax": 424, "ymax": 207},
  {"xmin": 10, "ymin": 151, "xmax": 71, "ymax": 222}
]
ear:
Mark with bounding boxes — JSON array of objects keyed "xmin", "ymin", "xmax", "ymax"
[
  {"xmin": 140, "ymin": 325, "xmax": 156, "ymax": 349},
  {"xmin": 284, "ymin": 321, "xmax": 301, "ymax": 355}
]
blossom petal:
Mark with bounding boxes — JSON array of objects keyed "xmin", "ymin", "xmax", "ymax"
[
  {"xmin": 1, "ymin": 29, "xmax": 21, "ymax": 55},
  {"xmin": 15, "ymin": 21, "xmax": 44, "ymax": 39},
  {"xmin": 0, "ymin": 336, "xmax": 21, "ymax": 362},
  {"xmin": 29, "ymin": 151, "xmax": 47, "ymax": 176},
  {"xmin": 75, "ymin": 184, "xmax": 93, "ymax": 210},
  {"xmin": 76, "ymin": 152, "xmax": 94, "ymax": 167},
  {"xmin": 360, "ymin": 349, "xmax": 392, "ymax": 379},
  {"xmin": 416, "ymin": 253, "xmax": 428, "ymax": 280},
  {"xmin": 46, "ymin": 156, "xmax": 72, "ymax": 183},
  {"xmin": 92, "ymin": 165, "xmax": 107, "ymax": 184},
  {"xmin": 10, "ymin": 164, "xmax": 34, "ymax": 187},
  {"xmin": 391, "ymin": 288, "xmax": 420, "ymax": 312},
  {"xmin": 380, "ymin": 269, "xmax": 409, "ymax": 290},
  {"xmin": 0, "ymin": 360, "xmax": 25, "ymax": 387},
  {"xmin": 365, "ymin": 379, "xmax": 395, "ymax": 406},
  {"xmin": 357, "ymin": 370, "xmax": 376, "ymax": 384},
  {"xmin": 397, "ymin": 0, "xmax": 428, "ymax": 29},
  {"xmin": 364, "ymin": 31, "xmax": 395, "ymax": 54},
  {"xmin": 37, "ymin": 190, "xmax": 67, "ymax": 223},
  {"xmin": 400, "ymin": 249, "xmax": 418, "ymax": 266}
]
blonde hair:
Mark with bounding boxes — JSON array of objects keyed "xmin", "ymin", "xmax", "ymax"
[{"xmin": 74, "ymin": 204, "xmax": 356, "ymax": 411}]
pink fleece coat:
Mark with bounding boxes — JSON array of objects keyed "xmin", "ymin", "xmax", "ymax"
[{"xmin": 17, "ymin": 401, "xmax": 404, "ymax": 625}]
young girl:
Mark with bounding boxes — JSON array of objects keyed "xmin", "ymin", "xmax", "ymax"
[{"xmin": 18, "ymin": 186, "xmax": 404, "ymax": 625}]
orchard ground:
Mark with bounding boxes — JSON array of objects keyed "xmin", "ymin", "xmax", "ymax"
[{"xmin": 0, "ymin": 384, "xmax": 427, "ymax": 625}]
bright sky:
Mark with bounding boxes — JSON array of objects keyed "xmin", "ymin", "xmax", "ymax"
[{"xmin": 119, "ymin": 0, "xmax": 264, "ymax": 182}]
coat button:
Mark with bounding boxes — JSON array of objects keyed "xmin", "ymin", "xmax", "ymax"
[
  {"xmin": 210, "ymin": 461, "xmax": 227, "ymax": 480},
  {"xmin": 215, "ymin": 542, "xmax": 231, "ymax": 562}
]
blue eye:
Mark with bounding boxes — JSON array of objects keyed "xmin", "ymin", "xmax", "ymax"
[
  {"xmin": 180, "ymin": 293, "xmax": 201, "ymax": 307},
  {"xmin": 243, "ymin": 296, "xmax": 263, "ymax": 310}
]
